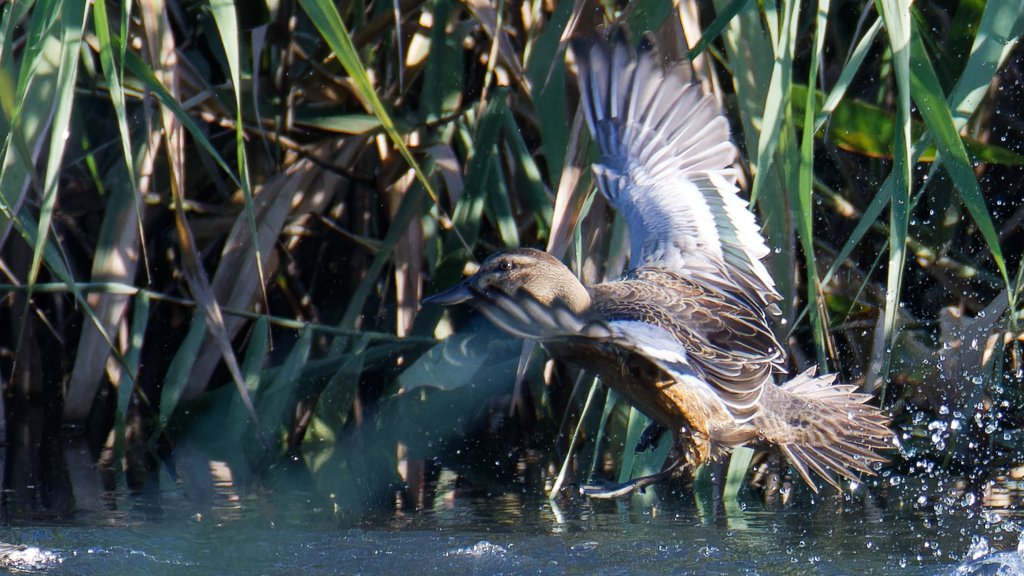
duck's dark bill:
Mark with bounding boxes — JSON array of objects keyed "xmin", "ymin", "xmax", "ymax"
[{"xmin": 423, "ymin": 282, "xmax": 476, "ymax": 306}]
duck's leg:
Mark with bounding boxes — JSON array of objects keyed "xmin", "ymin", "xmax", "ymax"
[{"xmin": 581, "ymin": 430, "xmax": 686, "ymax": 499}]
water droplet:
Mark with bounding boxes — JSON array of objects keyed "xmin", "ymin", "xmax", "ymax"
[{"xmin": 966, "ymin": 535, "xmax": 990, "ymax": 560}]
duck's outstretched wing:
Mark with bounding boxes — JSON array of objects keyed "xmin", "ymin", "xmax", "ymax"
[
  {"xmin": 570, "ymin": 30, "xmax": 779, "ymax": 304},
  {"xmin": 588, "ymin": 270, "xmax": 784, "ymax": 423},
  {"xmin": 428, "ymin": 274, "xmax": 751, "ymax": 422}
]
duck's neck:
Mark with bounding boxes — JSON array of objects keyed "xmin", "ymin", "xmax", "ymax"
[{"xmin": 527, "ymin": 265, "xmax": 591, "ymax": 314}]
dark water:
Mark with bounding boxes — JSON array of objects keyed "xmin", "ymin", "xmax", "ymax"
[{"xmin": 2, "ymin": 470, "xmax": 1022, "ymax": 575}]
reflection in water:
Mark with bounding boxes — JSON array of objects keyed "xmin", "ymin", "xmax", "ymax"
[{"xmin": 5, "ymin": 467, "xmax": 1023, "ymax": 575}]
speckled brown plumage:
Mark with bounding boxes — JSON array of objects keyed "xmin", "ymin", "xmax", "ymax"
[
  {"xmin": 587, "ymin": 268, "xmax": 783, "ymax": 423},
  {"xmin": 424, "ymin": 28, "xmax": 894, "ymax": 496},
  {"xmin": 426, "ymin": 249, "xmax": 893, "ymax": 494}
]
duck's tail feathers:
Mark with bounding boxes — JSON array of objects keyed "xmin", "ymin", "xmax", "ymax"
[{"xmin": 762, "ymin": 368, "xmax": 894, "ymax": 493}]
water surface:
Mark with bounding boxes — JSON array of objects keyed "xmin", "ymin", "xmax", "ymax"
[{"xmin": 2, "ymin": 471, "xmax": 1022, "ymax": 575}]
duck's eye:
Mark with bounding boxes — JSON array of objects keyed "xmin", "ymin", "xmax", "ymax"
[{"xmin": 498, "ymin": 260, "xmax": 513, "ymax": 271}]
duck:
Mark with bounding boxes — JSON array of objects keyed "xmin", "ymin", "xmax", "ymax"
[{"xmin": 425, "ymin": 29, "xmax": 892, "ymax": 497}]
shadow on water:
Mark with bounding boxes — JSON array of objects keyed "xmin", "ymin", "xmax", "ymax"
[{"xmin": 1, "ymin": 466, "xmax": 1023, "ymax": 576}]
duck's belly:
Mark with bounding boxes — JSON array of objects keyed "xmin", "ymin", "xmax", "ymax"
[{"xmin": 544, "ymin": 340, "xmax": 751, "ymax": 462}]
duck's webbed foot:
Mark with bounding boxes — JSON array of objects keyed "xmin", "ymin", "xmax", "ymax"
[
  {"xmin": 635, "ymin": 422, "xmax": 667, "ymax": 453},
  {"xmin": 580, "ymin": 451, "xmax": 686, "ymax": 499}
]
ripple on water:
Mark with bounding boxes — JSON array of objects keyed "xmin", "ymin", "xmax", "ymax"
[{"xmin": 0, "ymin": 475, "xmax": 1022, "ymax": 575}]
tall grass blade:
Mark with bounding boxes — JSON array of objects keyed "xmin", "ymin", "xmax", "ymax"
[
  {"xmin": 548, "ymin": 375, "xmax": 600, "ymax": 499},
  {"xmin": 875, "ymin": 0, "xmax": 913, "ymax": 402},
  {"xmin": 546, "ymin": 107, "xmax": 587, "ymax": 259},
  {"xmin": 469, "ymin": 0, "xmax": 506, "ymax": 116},
  {"xmin": 122, "ymin": 50, "xmax": 242, "ymax": 188},
  {"xmin": 420, "ymin": 0, "xmax": 460, "ymax": 123},
  {"xmin": 185, "ymin": 159, "xmax": 308, "ymax": 398},
  {"xmin": 316, "ymin": 335, "xmax": 371, "ymax": 428},
  {"xmin": 92, "ymin": 0, "xmax": 149, "ymax": 285},
  {"xmin": 28, "ymin": 0, "xmax": 88, "ymax": 296},
  {"xmin": 711, "ymin": 0, "xmax": 795, "ymax": 320},
  {"xmin": 908, "ymin": 20, "xmax": 1008, "ymax": 290},
  {"xmin": 117, "ymin": 291, "xmax": 150, "ymax": 449},
  {"xmin": 722, "ymin": 446, "xmax": 753, "ymax": 502},
  {"xmin": 340, "ymin": 181, "xmax": 428, "ymax": 330},
  {"xmin": 297, "ymin": 0, "xmax": 464, "ymax": 249},
  {"xmin": 209, "ymin": 0, "xmax": 270, "ymax": 319},
  {"xmin": 160, "ymin": 314, "xmax": 208, "ymax": 432},
  {"xmin": 947, "ymin": 0, "xmax": 1023, "ymax": 128},
  {"xmin": 686, "ymin": 0, "xmax": 751, "ymax": 60},
  {"xmin": 424, "ymin": 96, "xmax": 506, "ymax": 299},
  {"xmin": 487, "ymin": 155, "xmax": 519, "ymax": 247},
  {"xmin": 819, "ymin": 0, "xmax": 1011, "ymax": 284},
  {"xmin": 822, "ymin": 0, "xmax": 1021, "ymax": 387},
  {"xmin": 619, "ymin": 409, "xmax": 671, "ymax": 488},
  {"xmin": 587, "ymin": 388, "xmax": 620, "ymax": 481},
  {"xmin": 942, "ymin": 0, "xmax": 986, "ymax": 86},
  {"xmin": 256, "ymin": 327, "xmax": 313, "ymax": 442},
  {"xmin": 1, "ymin": 0, "xmax": 67, "ymax": 266},
  {"xmin": 814, "ymin": 19, "xmax": 882, "ymax": 134},
  {"xmin": 796, "ymin": 0, "xmax": 831, "ymax": 368},
  {"xmin": 242, "ymin": 315, "xmax": 269, "ymax": 393},
  {"xmin": 0, "ymin": 1, "xmax": 129, "ymax": 387},
  {"xmin": 524, "ymin": 0, "xmax": 573, "ymax": 184},
  {"xmin": 748, "ymin": 0, "xmax": 798, "ymax": 206},
  {"xmin": 499, "ymin": 102, "xmax": 552, "ymax": 239},
  {"xmin": 63, "ymin": 164, "xmax": 143, "ymax": 422}
]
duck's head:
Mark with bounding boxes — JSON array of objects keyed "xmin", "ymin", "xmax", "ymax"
[{"xmin": 424, "ymin": 248, "xmax": 591, "ymax": 317}]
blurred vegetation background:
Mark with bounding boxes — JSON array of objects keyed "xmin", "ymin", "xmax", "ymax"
[{"xmin": 0, "ymin": 0, "xmax": 1022, "ymax": 521}]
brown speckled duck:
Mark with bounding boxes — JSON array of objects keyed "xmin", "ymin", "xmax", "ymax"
[{"xmin": 425, "ymin": 30, "xmax": 892, "ymax": 497}]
